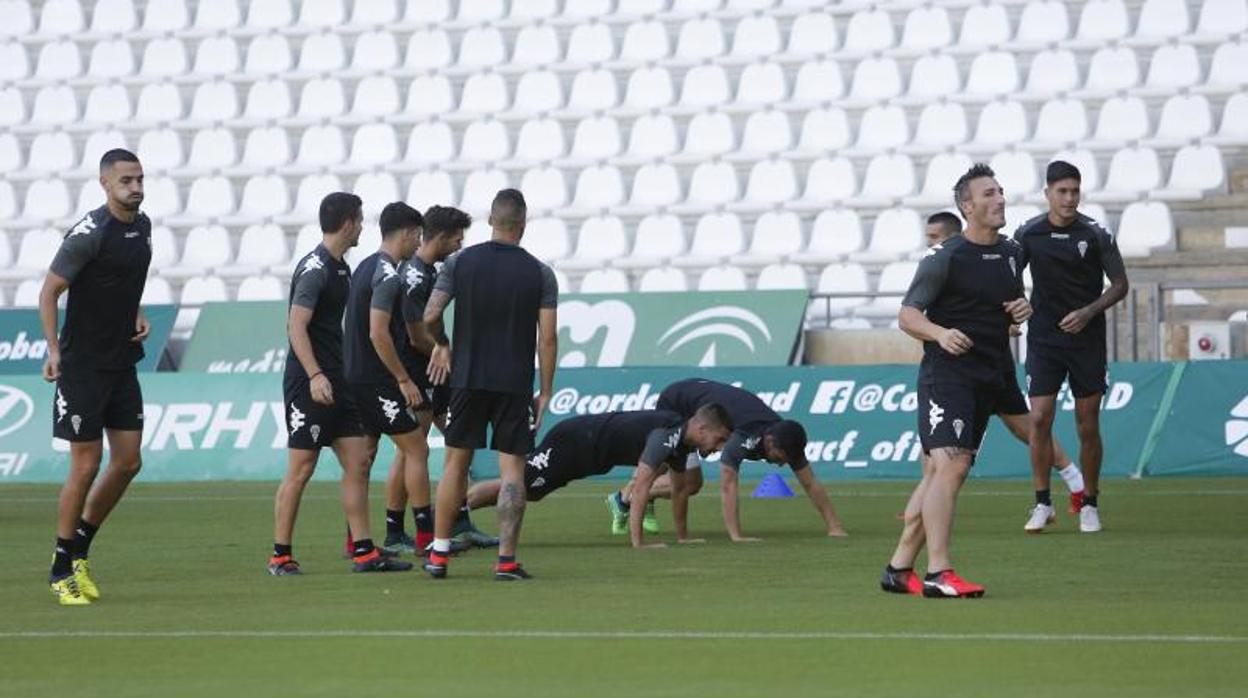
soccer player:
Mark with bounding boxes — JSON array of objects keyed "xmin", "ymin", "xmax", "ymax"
[
  {"xmin": 881, "ymin": 164, "xmax": 1031, "ymax": 598},
  {"xmin": 610, "ymin": 379, "xmax": 847, "ymax": 541},
  {"xmin": 1015, "ymin": 161, "xmax": 1129, "ymax": 534},
  {"xmin": 422, "ymin": 189, "xmax": 559, "ymax": 580},
  {"xmin": 466, "ymin": 406, "xmax": 734, "ymax": 549},
  {"xmin": 40, "ymin": 149, "xmax": 152, "ymax": 605},
  {"xmin": 924, "ymin": 211, "xmax": 1087, "ymax": 529},
  {"xmin": 269, "ymin": 192, "xmax": 411, "ymax": 576}
]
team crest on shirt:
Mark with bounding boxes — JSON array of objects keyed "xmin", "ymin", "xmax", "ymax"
[
  {"xmin": 299, "ymin": 255, "xmax": 324, "ymax": 277},
  {"xmin": 1078, "ymin": 240, "xmax": 1089, "ymax": 258},
  {"xmin": 928, "ymin": 399, "xmax": 945, "ymax": 435},
  {"xmin": 528, "ymin": 448, "xmax": 552, "ymax": 471},
  {"xmin": 310, "ymin": 424, "xmax": 321, "ymax": 444},
  {"xmin": 953, "ymin": 419, "xmax": 965, "ymax": 439},
  {"xmin": 530, "ymin": 477, "xmax": 546, "ymax": 489},
  {"xmin": 71, "ymin": 415, "xmax": 82, "ymax": 435}
]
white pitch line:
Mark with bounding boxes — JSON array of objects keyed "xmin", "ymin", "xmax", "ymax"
[{"xmin": 0, "ymin": 630, "xmax": 1244, "ymax": 644}]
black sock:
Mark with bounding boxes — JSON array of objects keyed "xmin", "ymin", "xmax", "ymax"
[
  {"xmin": 352, "ymin": 539, "xmax": 375, "ymax": 558},
  {"xmin": 924, "ymin": 570, "xmax": 948, "ymax": 581},
  {"xmin": 51, "ymin": 538, "xmax": 74, "ymax": 578},
  {"xmin": 413, "ymin": 506, "xmax": 434, "ymax": 534},
  {"xmin": 615, "ymin": 490, "xmax": 630, "ymax": 510},
  {"xmin": 72, "ymin": 518, "xmax": 99, "ymax": 560},
  {"xmin": 455, "ymin": 501, "xmax": 471, "ymax": 525},
  {"xmin": 1035, "ymin": 489, "xmax": 1052, "ymax": 506},
  {"xmin": 497, "ymin": 554, "xmax": 516, "ymax": 569},
  {"xmin": 886, "ymin": 564, "xmax": 911, "ymax": 573},
  {"xmin": 1085, "ymin": 494, "xmax": 1098, "ymax": 507},
  {"xmin": 385, "ymin": 509, "xmax": 405, "ymax": 536},
  {"xmin": 273, "ymin": 543, "xmax": 292, "ymax": 558}
]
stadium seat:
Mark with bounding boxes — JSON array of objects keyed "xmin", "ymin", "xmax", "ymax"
[
  {"xmin": 241, "ymin": 127, "xmax": 291, "ymax": 170},
  {"xmin": 1157, "ymin": 145, "xmax": 1225, "ymax": 198},
  {"xmin": 1204, "ymin": 42, "xmax": 1248, "ymax": 92},
  {"xmin": 561, "ymin": 214, "xmax": 629, "ymax": 272},
  {"xmin": 21, "ymin": 179, "xmax": 71, "ymax": 222},
  {"xmin": 1016, "ymin": 0, "xmax": 1071, "ymax": 44},
  {"xmin": 1082, "ymin": 46, "xmax": 1140, "ymax": 95},
  {"xmin": 618, "ymin": 19, "xmax": 670, "ymax": 63},
  {"xmin": 194, "ymin": 0, "xmax": 239, "ymax": 30},
  {"xmin": 294, "ymin": 125, "xmax": 346, "ymax": 168},
  {"xmin": 735, "ymin": 62, "xmax": 788, "ymax": 107},
  {"xmin": 189, "ymin": 81, "xmax": 239, "ymax": 123},
  {"xmin": 680, "ymin": 161, "xmax": 740, "ymax": 211},
  {"xmin": 568, "ymin": 115, "xmax": 623, "ymax": 162},
  {"xmin": 622, "ymin": 113, "xmax": 679, "ymax": 162},
  {"xmin": 137, "ymin": 128, "xmax": 184, "ymax": 172},
  {"xmin": 957, "ymin": 2, "xmax": 1011, "ymax": 48},
  {"xmin": 298, "ymin": 33, "xmax": 346, "ymax": 74},
  {"xmin": 671, "ymin": 212, "xmax": 745, "ymax": 269},
  {"xmin": 512, "ymin": 118, "xmax": 566, "ymax": 163},
  {"xmin": 12, "ymin": 279, "xmax": 41, "ymax": 306},
  {"xmin": 403, "ymin": 121, "xmax": 456, "ymax": 167},
  {"xmin": 191, "ymin": 35, "xmax": 240, "ymax": 78},
  {"xmin": 1195, "ymin": 0, "xmax": 1248, "ymax": 37},
  {"xmin": 458, "ymin": 26, "xmax": 507, "ymax": 70},
  {"xmin": 185, "ymin": 128, "xmax": 237, "ymax": 172},
  {"xmin": 34, "ymin": 39, "xmax": 81, "ymax": 82},
  {"xmin": 674, "ymin": 17, "xmax": 724, "ymax": 62},
  {"xmin": 792, "ymin": 107, "xmax": 851, "ymax": 156},
  {"xmin": 911, "ymin": 102, "xmax": 968, "ymax": 152},
  {"xmin": 351, "ymin": 173, "xmax": 400, "ymax": 215},
  {"xmin": 180, "ymin": 176, "xmax": 235, "ymax": 221},
  {"xmin": 855, "ymin": 261, "xmax": 919, "ymax": 318},
  {"xmin": 899, "ymin": 5, "xmax": 953, "ymax": 51},
  {"xmin": 848, "ymin": 57, "xmax": 902, "ymax": 103},
  {"xmin": 456, "ymin": 0, "xmax": 504, "ymax": 23},
  {"xmin": 242, "ymin": 79, "xmax": 291, "ymax": 121},
  {"xmin": 731, "ymin": 14, "xmax": 782, "ymax": 59},
  {"xmin": 626, "ymin": 162, "xmax": 682, "ymax": 209},
  {"xmin": 578, "ymin": 268, "xmax": 631, "ymax": 294},
  {"xmin": 142, "ymin": 0, "xmax": 188, "ymax": 32},
  {"xmin": 1148, "ymin": 94, "xmax": 1214, "ymax": 146},
  {"xmin": 1005, "ymin": 204, "xmax": 1042, "ymax": 235},
  {"xmin": 964, "ymin": 51, "xmax": 1020, "ymax": 99},
  {"xmin": 908, "ymin": 152, "xmax": 974, "ymax": 207},
  {"xmin": 697, "ymin": 265, "xmax": 748, "ymax": 291},
  {"xmin": 25, "ymin": 132, "xmax": 75, "ymax": 176},
  {"xmin": 853, "ymin": 105, "xmax": 909, "ymax": 154},
  {"xmin": 850, "ymin": 208, "xmax": 922, "ymax": 263},
  {"xmin": 220, "ymin": 224, "xmax": 289, "ymax": 277},
  {"xmin": 404, "ymin": 171, "xmax": 455, "ymax": 213},
  {"xmin": 737, "ymin": 159, "xmax": 798, "ymax": 209},
  {"xmin": 350, "ymin": 30, "xmax": 399, "ymax": 73},
  {"xmin": 571, "ymin": 164, "xmax": 626, "ymax": 211},
  {"xmin": 519, "ymin": 217, "xmax": 570, "ymax": 262},
  {"xmin": 299, "ymin": 0, "xmax": 346, "ymax": 28},
  {"xmin": 844, "ymin": 7, "xmax": 895, "ymax": 53},
  {"xmin": 162, "ymin": 225, "xmax": 232, "ymax": 279},
  {"xmin": 756, "ymin": 262, "xmax": 808, "ymax": 291},
  {"xmin": 405, "ymin": 0, "xmax": 450, "ymax": 24},
  {"xmin": 785, "ymin": 11, "xmax": 838, "ymax": 56},
  {"xmin": 7, "ymin": 228, "xmax": 60, "ymax": 278},
  {"xmin": 1091, "ymin": 96, "xmax": 1150, "ymax": 146},
  {"xmin": 244, "ymin": 34, "xmax": 292, "ymax": 77},
  {"xmin": 1077, "ymin": 0, "xmax": 1130, "ymax": 42},
  {"xmin": 176, "ymin": 276, "xmax": 228, "ymax": 332},
  {"xmin": 288, "ymin": 173, "xmax": 341, "ymax": 221},
  {"xmin": 564, "ymin": 21, "xmax": 615, "ymax": 64},
  {"xmin": 1097, "ymin": 146, "xmax": 1162, "ymax": 201},
  {"xmin": 82, "ymin": 84, "xmax": 132, "ymax": 127},
  {"xmin": 623, "ymin": 66, "xmax": 675, "ymax": 111},
  {"xmin": 1117, "ymin": 201, "xmax": 1174, "ymax": 255},
  {"xmin": 0, "ymin": 1, "xmax": 33, "ymax": 37},
  {"xmin": 677, "ymin": 63, "xmax": 731, "ymax": 109},
  {"xmin": 141, "ymin": 276, "xmax": 174, "ymax": 305},
  {"xmin": 508, "ymin": 70, "xmax": 565, "ymax": 117},
  {"xmin": 0, "ymin": 182, "xmax": 16, "ymax": 223},
  {"xmin": 791, "ymin": 209, "xmax": 865, "ymax": 264},
  {"xmin": 854, "ymin": 153, "xmax": 916, "ymax": 205},
  {"xmin": 905, "ymin": 54, "xmax": 961, "ymax": 101},
  {"xmin": 511, "ymin": 24, "xmax": 560, "ymax": 68},
  {"xmin": 791, "ymin": 59, "xmax": 845, "ymax": 105},
  {"xmin": 617, "ymin": 213, "xmax": 686, "ymax": 269},
  {"xmin": 459, "ymin": 119, "xmax": 512, "ymax": 163},
  {"xmin": 1024, "ymin": 49, "xmax": 1079, "ymax": 97},
  {"xmin": 989, "ymin": 150, "xmax": 1039, "ymax": 200},
  {"xmin": 235, "ymin": 275, "xmax": 284, "ymax": 301},
  {"xmin": 0, "ymin": 40, "xmax": 27, "ymax": 81},
  {"xmin": 1143, "ymin": 44, "xmax": 1201, "ymax": 92},
  {"xmin": 566, "ymin": 68, "xmax": 619, "ymax": 113},
  {"xmin": 733, "ymin": 211, "xmax": 803, "ymax": 267},
  {"xmin": 248, "ymin": 0, "xmax": 292, "ymax": 29},
  {"xmin": 1032, "ymin": 98, "xmax": 1090, "ymax": 147},
  {"xmin": 518, "ymin": 166, "xmax": 569, "ymax": 211},
  {"xmin": 0, "ymin": 133, "xmax": 19, "ymax": 173},
  {"xmin": 561, "ymin": 0, "xmax": 612, "ymax": 22},
  {"xmin": 30, "ymin": 85, "xmax": 77, "ymax": 127},
  {"xmin": 510, "ymin": 0, "xmax": 558, "ymax": 21},
  {"xmin": 971, "ymin": 100, "xmax": 1028, "ymax": 151},
  {"xmin": 294, "ymin": 78, "xmax": 345, "ymax": 120},
  {"xmin": 235, "ymin": 175, "xmax": 291, "ymax": 219},
  {"xmin": 87, "ymin": 38, "xmax": 135, "ymax": 80},
  {"xmin": 809, "ymin": 262, "xmax": 870, "ymax": 320},
  {"xmin": 37, "ymin": 0, "xmax": 83, "ymax": 37},
  {"xmin": 638, "ymin": 267, "xmax": 689, "ymax": 292},
  {"xmin": 1207, "ymin": 93, "xmax": 1248, "ymax": 146},
  {"xmin": 737, "ymin": 110, "xmax": 793, "ymax": 156},
  {"xmin": 405, "ymin": 29, "xmax": 452, "ymax": 71},
  {"xmin": 679, "ymin": 111, "xmax": 735, "ymax": 159},
  {"xmin": 1136, "ymin": 0, "xmax": 1191, "ymax": 39},
  {"xmin": 459, "ymin": 168, "xmax": 511, "ymax": 215}
]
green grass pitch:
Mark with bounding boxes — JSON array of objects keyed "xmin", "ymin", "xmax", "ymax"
[{"xmin": 2, "ymin": 477, "xmax": 1246, "ymax": 697}]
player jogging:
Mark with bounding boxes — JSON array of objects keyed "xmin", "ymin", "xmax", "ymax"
[
  {"xmin": 422, "ymin": 189, "xmax": 559, "ymax": 580},
  {"xmin": 40, "ymin": 149, "xmax": 152, "ymax": 605},
  {"xmin": 467, "ymin": 408, "xmax": 732, "ymax": 548},
  {"xmin": 924, "ymin": 212, "xmax": 1087, "ymax": 530},
  {"xmin": 881, "ymin": 164, "xmax": 1031, "ymax": 599},
  {"xmin": 1015, "ymin": 161, "xmax": 1129, "ymax": 534},
  {"xmin": 269, "ymin": 193, "xmax": 410, "ymax": 575},
  {"xmin": 610, "ymin": 379, "xmax": 847, "ymax": 541}
]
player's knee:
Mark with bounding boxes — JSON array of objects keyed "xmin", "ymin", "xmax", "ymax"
[
  {"xmin": 111, "ymin": 456, "xmax": 141, "ymax": 477},
  {"xmin": 1076, "ymin": 420, "xmax": 1101, "ymax": 443}
]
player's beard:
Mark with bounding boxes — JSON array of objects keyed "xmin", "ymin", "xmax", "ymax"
[{"xmin": 119, "ymin": 195, "xmax": 143, "ymax": 211}]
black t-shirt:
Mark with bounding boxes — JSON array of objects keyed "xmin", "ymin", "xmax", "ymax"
[
  {"xmin": 49, "ymin": 205, "xmax": 152, "ymax": 375},
  {"xmin": 901, "ymin": 234, "xmax": 1026, "ymax": 387},
  {"xmin": 655, "ymin": 378, "xmax": 797, "ymax": 471},
  {"xmin": 344, "ymin": 251, "xmax": 406, "ymax": 384},
  {"xmin": 433, "ymin": 242, "xmax": 559, "ymax": 396},
  {"xmin": 542, "ymin": 410, "xmax": 690, "ymax": 478},
  {"xmin": 1014, "ymin": 212, "xmax": 1126, "ymax": 349},
  {"xmin": 285, "ymin": 243, "xmax": 352, "ymax": 381},
  {"xmin": 398, "ymin": 256, "xmax": 437, "ymax": 375}
]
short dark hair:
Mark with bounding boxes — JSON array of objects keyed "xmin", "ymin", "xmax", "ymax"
[
  {"xmin": 423, "ymin": 205, "xmax": 473, "ymax": 241},
  {"xmin": 1046, "ymin": 160, "xmax": 1082, "ymax": 185},
  {"xmin": 318, "ymin": 192, "xmax": 363, "ymax": 234},
  {"xmin": 489, "ymin": 188, "xmax": 527, "ymax": 233},
  {"xmin": 693, "ymin": 403, "xmax": 734, "ymax": 433},
  {"xmin": 953, "ymin": 163, "xmax": 996, "ymax": 211},
  {"xmin": 379, "ymin": 201, "xmax": 423, "ymax": 237},
  {"xmin": 768, "ymin": 420, "xmax": 809, "ymax": 466},
  {"xmin": 99, "ymin": 148, "xmax": 140, "ymax": 173},
  {"xmin": 926, "ymin": 211, "xmax": 962, "ymax": 238}
]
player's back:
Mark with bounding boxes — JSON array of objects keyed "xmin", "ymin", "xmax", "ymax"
[{"xmin": 657, "ymin": 379, "xmax": 776, "ymax": 433}]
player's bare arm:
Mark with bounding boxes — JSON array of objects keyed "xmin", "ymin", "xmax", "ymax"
[
  {"xmin": 422, "ymin": 289, "xmax": 452, "ymax": 385},
  {"xmin": 288, "ymin": 305, "xmax": 332, "ymax": 405},
  {"xmin": 670, "ymin": 468, "xmax": 704, "ymax": 543},
  {"xmin": 718, "ymin": 464, "xmax": 759, "ymax": 542},
  {"xmin": 132, "ymin": 307, "xmax": 151, "ymax": 342},
  {"xmin": 899, "ymin": 306, "xmax": 972, "ymax": 355},
  {"xmin": 535, "ymin": 307, "xmax": 557, "ymax": 432},
  {"xmin": 793, "ymin": 467, "xmax": 848, "ymax": 537},
  {"xmin": 38, "ymin": 272, "xmax": 70, "ymax": 382},
  {"xmin": 1060, "ymin": 273, "xmax": 1129, "ymax": 334},
  {"xmin": 630, "ymin": 462, "xmax": 666, "ymax": 548}
]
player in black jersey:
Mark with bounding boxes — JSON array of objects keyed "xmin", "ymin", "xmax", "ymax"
[
  {"xmin": 924, "ymin": 212, "xmax": 1087, "ymax": 531},
  {"xmin": 610, "ymin": 379, "xmax": 847, "ymax": 541},
  {"xmin": 422, "ymin": 189, "xmax": 560, "ymax": 580},
  {"xmin": 882, "ymin": 164, "xmax": 1032, "ymax": 599},
  {"xmin": 466, "ymin": 408, "xmax": 733, "ymax": 548},
  {"xmin": 270, "ymin": 193, "xmax": 408, "ymax": 575},
  {"xmin": 1015, "ymin": 161, "xmax": 1129, "ymax": 534},
  {"xmin": 40, "ymin": 149, "xmax": 152, "ymax": 605}
]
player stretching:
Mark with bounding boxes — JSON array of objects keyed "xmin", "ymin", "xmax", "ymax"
[
  {"xmin": 269, "ymin": 193, "xmax": 410, "ymax": 575},
  {"xmin": 924, "ymin": 212, "xmax": 1087, "ymax": 528},
  {"xmin": 881, "ymin": 164, "xmax": 1031, "ymax": 598},
  {"xmin": 41, "ymin": 149, "xmax": 152, "ymax": 605},
  {"xmin": 422, "ymin": 189, "xmax": 559, "ymax": 580},
  {"xmin": 1015, "ymin": 161, "xmax": 1129, "ymax": 533},
  {"xmin": 467, "ymin": 407, "xmax": 732, "ymax": 548},
  {"xmin": 611, "ymin": 379, "xmax": 847, "ymax": 541}
]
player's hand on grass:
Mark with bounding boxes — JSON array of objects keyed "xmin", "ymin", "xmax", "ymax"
[
  {"xmin": 427, "ymin": 345, "xmax": 451, "ymax": 385},
  {"xmin": 634, "ymin": 542, "xmax": 667, "ymax": 549},
  {"xmin": 1059, "ymin": 307, "xmax": 1093, "ymax": 334},
  {"xmin": 42, "ymin": 352, "xmax": 60, "ymax": 382},
  {"xmin": 1003, "ymin": 298, "xmax": 1032, "ymax": 324},
  {"xmin": 532, "ymin": 391, "xmax": 551, "ymax": 431},
  {"xmin": 827, "ymin": 528, "xmax": 849, "ymax": 538},
  {"xmin": 132, "ymin": 313, "xmax": 151, "ymax": 342},
  {"xmin": 730, "ymin": 536, "xmax": 763, "ymax": 543},
  {"xmin": 397, "ymin": 377, "xmax": 423, "ymax": 409},
  {"xmin": 937, "ymin": 328, "xmax": 973, "ymax": 355},
  {"xmin": 677, "ymin": 537, "xmax": 707, "ymax": 544},
  {"xmin": 310, "ymin": 373, "xmax": 334, "ymax": 405}
]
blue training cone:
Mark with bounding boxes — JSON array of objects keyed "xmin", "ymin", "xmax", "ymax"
[{"xmin": 751, "ymin": 472, "xmax": 794, "ymax": 498}]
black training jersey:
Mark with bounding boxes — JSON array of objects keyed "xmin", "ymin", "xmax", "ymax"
[
  {"xmin": 398, "ymin": 256, "xmax": 437, "ymax": 375},
  {"xmin": 49, "ymin": 205, "xmax": 152, "ymax": 375},
  {"xmin": 902, "ymin": 234, "xmax": 1026, "ymax": 386},
  {"xmin": 658, "ymin": 379, "xmax": 777, "ymax": 435},
  {"xmin": 285, "ymin": 243, "xmax": 351, "ymax": 380},
  {"xmin": 547, "ymin": 410, "xmax": 690, "ymax": 478},
  {"xmin": 344, "ymin": 251, "xmax": 406, "ymax": 384},
  {"xmin": 433, "ymin": 242, "xmax": 559, "ymax": 396},
  {"xmin": 1014, "ymin": 212, "xmax": 1126, "ymax": 349}
]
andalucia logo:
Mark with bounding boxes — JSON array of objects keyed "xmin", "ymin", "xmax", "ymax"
[
  {"xmin": 1226, "ymin": 395, "xmax": 1248, "ymax": 458},
  {"xmin": 658, "ymin": 306, "xmax": 773, "ymax": 367}
]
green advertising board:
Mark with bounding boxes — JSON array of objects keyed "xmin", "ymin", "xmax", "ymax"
[
  {"xmin": 1, "ymin": 361, "xmax": 1241, "ymax": 484},
  {"xmin": 178, "ymin": 291, "xmax": 808, "ymax": 373},
  {"xmin": 0, "ymin": 305, "xmax": 176, "ymax": 374}
]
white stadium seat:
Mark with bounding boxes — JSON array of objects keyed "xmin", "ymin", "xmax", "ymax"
[
  {"xmin": 739, "ymin": 159, "xmax": 797, "ymax": 208},
  {"xmin": 295, "ymin": 78, "xmax": 345, "ymax": 120},
  {"xmin": 87, "ymin": 39, "xmax": 134, "ymax": 80},
  {"xmin": 38, "ymin": 0, "xmax": 84, "ymax": 37},
  {"xmin": 638, "ymin": 267, "xmax": 689, "ymax": 292},
  {"xmin": 294, "ymin": 125, "xmax": 346, "ymax": 168},
  {"xmin": 163, "ymin": 225, "xmax": 232, "ymax": 278},
  {"xmin": 236, "ymin": 175, "xmax": 291, "ymax": 219},
  {"xmin": 900, "ymin": 6, "xmax": 952, "ymax": 51},
  {"xmin": 510, "ymin": 70, "xmax": 564, "ymax": 117},
  {"xmin": 181, "ymin": 176, "xmax": 235, "ymax": 220},
  {"xmin": 1092, "ymin": 96, "xmax": 1150, "ymax": 144},
  {"xmin": 190, "ymin": 81, "xmax": 238, "ymax": 122},
  {"xmin": 674, "ymin": 17, "xmax": 723, "ymax": 61},
  {"xmin": 844, "ymin": 8, "xmax": 895, "ymax": 53},
  {"xmin": 27, "ymin": 132, "xmax": 75, "ymax": 175},
  {"xmin": 460, "ymin": 120, "xmax": 511, "ymax": 164},
  {"xmin": 1159, "ymin": 145, "xmax": 1225, "ymax": 196},
  {"xmin": 459, "ymin": 168, "xmax": 510, "ymax": 215},
  {"xmin": 1077, "ymin": 0, "xmax": 1130, "ymax": 41},
  {"xmin": 520, "ymin": 218, "xmax": 570, "ymax": 262},
  {"xmin": 735, "ymin": 62, "xmax": 788, "ymax": 107},
  {"xmin": 910, "ymin": 152, "xmax": 974, "ymax": 207},
  {"xmin": 405, "ymin": 29, "xmax": 452, "ymax": 71},
  {"xmin": 683, "ymin": 161, "xmax": 740, "ymax": 210},
  {"xmin": 854, "ymin": 105, "xmax": 909, "ymax": 153},
  {"xmin": 298, "ymin": 33, "xmax": 346, "ymax": 74},
  {"xmin": 512, "ymin": 24, "xmax": 560, "ymax": 68},
  {"xmin": 912, "ymin": 102, "xmax": 968, "ymax": 151},
  {"xmin": 623, "ymin": 113, "xmax": 679, "ymax": 161},
  {"xmin": 623, "ymin": 67, "xmax": 675, "ymax": 111},
  {"xmin": 756, "ymin": 263, "xmax": 807, "ymax": 291},
  {"xmin": 1196, "ymin": 0, "xmax": 1248, "ymax": 36},
  {"xmin": 458, "ymin": 26, "xmax": 507, "ymax": 70},
  {"xmin": 565, "ymin": 21, "xmax": 615, "ymax": 64},
  {"xmin": 406, "ymin": 0, "xmax": 451, "ymax": 24},
  {"xmin": 810, "ymin": 263, "xmax": 869, "ymax": 319},
  {"xmin": 579, "ymin": 268, "xmax": 630, "ymax": 294},
  {"xmin": 236, "ymin": 276, "xmax": 284, "ymax": 302},
  {"xmin": 1017, "ymin": 1, "xmax": 1071, "ymax": 44},
  {"xmin": 1136, "ymin": 0, "xmax": 1191, "ymax": 39},
  {"xmin": 141, "ymin": 277, "xmax": 174, "ymax": 305},
  {"xmin": 512, "ymin": 118, "xmax": 565, "ymax": 163},
  {"xmin": 972, "ymin": 100, "xmax": 1028, "ymax": 150},
  {"xmin": 519, "ymin": 166, "xmax": 569, "ymax": 211},
  {"xmin": 1083, "ymin": 47, "xmax": 1139, "ymax": 94},
  {"xmin": 1033, "ymin": 98, "xmax": 1089, "ymax": 146},
  {"xmin": 849, "ymin": 57, "xmax": 902, "ymax": 103},
  {"xmin": 11, "ymin": 228, "xmax": 60, "ymax": 275},
  {"xmin": 247, "ymin": 0, "xmax": 292, "ymax": 29},
  {"xmin": 732, "ymin": 14, "xmax": 782, "ymax": 59},
  {"xmin": 1098, "ymin": 146, "xmax": 1163, "ymax": 200},
  {"xmin": 793, "ymin": 209, "xmax": 865, "ymax": 264},
  {"xmin": 855, "ymin": 261, "xmax": 919, "ymax": 318},
  {"xmin": 1117, "ymin": 201, "xmax": 1174, "ymax": 256},
  {"xmin": 965, "ymin": 51, "xmax": 1020, "ymax": 99},
  {"xmin": 628, "ymin": 162, "xmax": 682, "ymax": 208},
  {"xmin": 225, "ymin": 224, "xmax": 289, "ymax": 274},
  {"xmin": 681, "ymin": 111, "xmax": 735, "ymax": 158},
  {"xmin": 678, "ymin": 63, "xmax": 731, "ymax": 109},
  {"xmin": 405, "ymin": 171, "xmax": 455, "ymax": 213},
  {"xmin": 566, "ymin": 68, "xmax": 619, "ymax": 113},
  {"xmin": 738, "ymin": 110, "xmax": 793, "ymax": 156},
  {"xmin": 22, "ymin": 179, "xmax": 71, "ymax": 222},
  {"xmin": 1144, "ymin": 44, "xmax": 1201, "ymax": 91},
  {"xmin": 457, "ymin": 0, "xmax": 504, "ymax": 23},
  {"xmin": 957, "ymin": 3, "xmax": 1011, "ymax": 48},
  {"xmin": 561, "ymin": 215, "xmax": 629, "ymax": 271},
  {"xmin": 571, "ymin": 164, "xmax": 625, "ymax": 210},
  {"xmin": 300, "ymin": 0, "xmax": 346, "ymax": 28},
  {"xmin": 618, "ymin": 214, "xmax": 686, "ymax": 269},
  {"xmin": 734, "ymin": 211, "xmax": 803, "ymax": 267},
  {"xmin": 906, "ymin": 54, "xmax": 961, "ymax": 101},
  {"xmin": 851, "ymin": 209, "xmax": 923, "ymax": 264},
  {"xmin": 672, "ymin": 212, "xmax": 745, "ymax": 269},
  {"xmin": 856, "ymin": 153, "xmax": 916, "ymax": 204},
  {"xmin": 792, "ymin": 59, "xmax": 845, "ymax": 104},
  {"xmin": 697, "ymin": 265, "xmax": 748, "ymax": 292},
  {"xmin": 0, "ymin": 1, "xmax": 33, "ymax": 37},
  {"xmin": 568, "ymin": 115, "xmax": 622, "ymax": 161}
]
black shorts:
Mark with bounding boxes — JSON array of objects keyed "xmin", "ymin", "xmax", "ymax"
[
  {"xmin": 53, "ymin": 368, "xmax": 144, "ymax": 442},
  {"xmin": 410, "ymin": 372, "xmax": 451, "ymax": 417},
  {"xmin": 992, "ymin": 373, "xmax": 1030, "ymax": 416},
  {"xmin": 1026, "ymin": 343, "xmax": 1108, "ymax": 399},
  {"xmin": 283, "ymin": 373, "xmax": 366, "ymax": 450},
  {"xmin": 524, "ymin": 419, "xmax": 606, "ymax": 501},
  {"xmin": 354, "ymin": 380, "xmax": 421, "ymax": 437},
  {"xmin": 444, "ymin": 389, "xmax": 534, "ymax": 455},
  {"xmin": 917, "ymin": 382, "xmax": 994, "ymax": 456}
]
